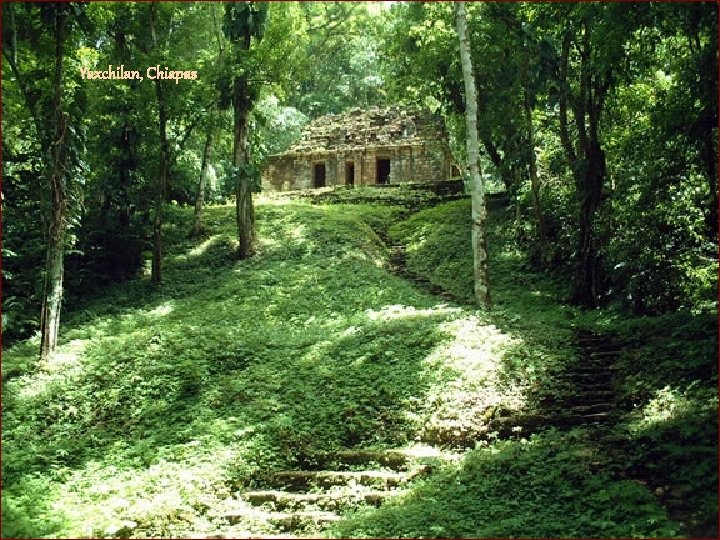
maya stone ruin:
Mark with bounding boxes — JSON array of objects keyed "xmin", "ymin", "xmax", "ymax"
[{"xmin": 261, "ymin": 106, "xmax": 456, "ymax": 191}]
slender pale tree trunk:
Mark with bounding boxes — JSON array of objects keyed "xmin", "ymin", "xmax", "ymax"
[
  {"xmin": 152, "ymin": 78, "xmax": 169, "ymax": 284},
  {"xmin": 456, "ymin": 1, "xmax": 491, "ymax": 308},
  {"xmin": 39, "ymin": 6, "xmax": 69, "ymax": 360},
  {"xmin": 193, "ymin": 130, "xmax": 213, "ymax": 236}
]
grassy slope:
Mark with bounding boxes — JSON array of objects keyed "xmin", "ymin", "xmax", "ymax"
[
  {"xmin": 1, "ymin": 197, "xmax": 709, "ymax": 538},
  {"xmin": 338, "ymin": 198, "xmax": 715, "ymax": 537}
]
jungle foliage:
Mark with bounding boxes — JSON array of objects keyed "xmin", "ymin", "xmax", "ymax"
[{"xmin": 1, "ymin": 1, "xmax": 717, "ymax": 538}]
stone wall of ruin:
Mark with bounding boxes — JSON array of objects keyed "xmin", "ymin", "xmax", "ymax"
[
  {"xmin": 262, "ymin": 107, "xmax": 455, "ymax": 192},
  {"xmin": 262, "ymin": 142, "xmax": 451, "ymax": 192}
]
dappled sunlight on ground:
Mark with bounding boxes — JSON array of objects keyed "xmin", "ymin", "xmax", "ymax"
[
  {"xmin": 45, "ymin": 438, "xmax": 247, "ymax": 538},
  {"xmin": 4, "ymin": 200, "xmax": 475, "ymax": 536},
  {"xmin": 419, "ymin": 313, "xmax": 528, "ymax": 445},
  {"xmin": 330, "ymin": 428, "xmax": 681, "ymax": 539},
  {"xmin": 5, "ymin": 198, "xmax": 711, "ymax": 538},
  {"xmin": 364, "ymin": 303, "xmax": 462, "ymax": 321},
  {"xmin": 189, "ymin": 235, "xmax": 221, "ymax": 257},
  {"xmin": 148, "ymin": 301, "xmax": 174, "ymax": 317},
  {"xmin": 183, "ymin": 235, "xmax": 226, "ymax": 258},
  {"xmin": 625, "ymin": 383, "xmax": 718, "ymax": 432}
]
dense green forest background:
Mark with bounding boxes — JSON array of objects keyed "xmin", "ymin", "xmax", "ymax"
[{"xmin": 2, "ymin": 1, "xmax": 718, "ymax": 538}]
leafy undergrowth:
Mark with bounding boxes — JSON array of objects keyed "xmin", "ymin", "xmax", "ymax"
[
  {"xmin": 389, "ymin": 198, "xmax": 578, "ymax": 335},
  {"xmin": 609, "ymin": 312, "xmax": 718, "ymax": 532},
  {"xmin": 1, "ymin": 197, "xmax": 705, "ymax": 538},
  {"xmin": 389, "ymin": 198, "xmax": 580, "ymax": 418},
  {"xmin": 386, "ymin": 197, "xmax": 718, "ymax": 536},
  {"xmin": 330, "ymin": 429, "xmax": 679, "ymax": 538}
]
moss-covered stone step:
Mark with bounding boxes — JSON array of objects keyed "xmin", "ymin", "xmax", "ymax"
[
  {"xmin": 568, "ymin": 363, "xmax": 618, "ymax": 372},
  {"xmin": 578, "ymin": 334, "xmax": 616, "ymax": 341},
  {"xmin": 194, "ymin": 530, "xmax": 321, "ymax": 539},
  {"xmin": 558, "ymin": 390, "xmax": 615, "ymax": 403},
  {"xmin": 576, "ymin": 382, "xmax": 615, "ymax": 391},
  {"xmin": 244, "ymin": 488, "xmax": 406, "ymax": 511},
  {"xmin": 270, "ymin": 466, "xmax": 429, "ymax": 491},
  {"xmin": 188, "ymin": 531, "xmax": 311, "ymax": 539},
  {"xmin": 577, "ymin": 338, "xmax": 618, "ymax": 347},
  {"xmin": 324, "ymin": 446, "xmax": 454, "ymax": 470},
  {"xmin": 564, "ymin": 403, "xmax": 615, "ymax": 414},
  {"xmin": 576, "ymin": 333, "xmax": 613, "ymax": 341},
  {"xmin": 246, "ymin": 533, "xmax": 317, "ymax": 540},
  {"xmin": 331, "ymin": 449, "xmax": 410, "ymax": 469},
  {"xmin": 577, "ymin": 342, "xmax": 616, "ymax": 350},
  {"xmin": 566, "ymin": 378, "xmax": 614, "ymax": 388},
  {"xmin": 243, "ymin": 533, "xmax": 308, "ymax": 540},
  {"xmin": 553, "ymin": 412, "xmax": 615, "ymax": 425},
  {"xmin": 563, "ymin": 370, "xmax": 613, "ymax": 380},
  {"xmin": 492, "ymin": 411, "xmax": 615, "ymax": 433},
  {"xmin": 223, "ymin": 508, "xmax": 342, "ymax": 530},
  {"xmin": 587, "ymin": 350, "xmax": 622, "ymax": 359}
]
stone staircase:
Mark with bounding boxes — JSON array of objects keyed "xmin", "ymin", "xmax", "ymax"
[
  {"xmin": 488, "ymin": 331, "xmax": 621, "ymax": 435},
  {"xmin": 187, "ymin": 332, "xmax": 714, "ymax": 538},
  {"xmin": 185, "ymin": 334, "xmax": 625, "ymax": 540},
  {"xmin": 547, "ymin": 331, "xmax": 620, "ymax": 425},
  {"xmin": 188, "ymin": 447, "xmax": 455, "ymax": 539}
]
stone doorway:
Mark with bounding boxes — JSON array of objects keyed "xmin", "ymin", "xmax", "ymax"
[
  {"xmin": 346, "ymin": 162, "xmax": 355, "ymax": 186},
  {"xmin": 376, "ymin": 158, "xmax": 391, "ymax": 185},
  {"xmin": 314, "ymin": 163, "xmax": 326, "ymax": 188}
]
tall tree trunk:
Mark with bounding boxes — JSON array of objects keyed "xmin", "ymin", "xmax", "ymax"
[
  {"xmin": 514, "ymin": 188, "xmax": 522, "ymax": 239},
  {"xmin": 521, "ymin": 57, "xmax": 547, "ymax": 262},
  {"xmin": 456, "ymin": 1, "xmax": 491, "ymax": 308},
  {"xmin": 524, "ymin": 92, "xmax": 547, "ymax": 258},
  {"xmin": 701, "ymin": 129, "xmax": 718, "ymax": 232},
  {"xmin": 114, "ymin": 9, "xmax": 138, "ymax": 229},
  {"xmin": 575, "ymin": 141, "xmax": 605, "ymax": 306},
  {"xmin": 233, "ymin": 60, "xmax": 256, "ymax": 259},
  {"xmin": 558, "ymin": 28, "xmax": 609, "ymax": 307},
  {"xmin": 193, "ymin": 130, "xmax": 213, "ymax": 236},
  {"xmin": 150, "ymin": 6, "xmax": 169, "ymax": 284},
  {"xmin": 152, "ymin": 78, "xmax": 169, "ymax": 284},
  {"xmin": 39, "ymin": 5, "xmax": 69, "ymax": 360}
]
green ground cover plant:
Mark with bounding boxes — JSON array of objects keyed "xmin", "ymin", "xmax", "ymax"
[
  {"xmin": 330, "ymin": 429, "xmax": 680, "ymax": 539},
  {"xmin": 4, "ymin": 198, "xmax": 711, "ymax": 538},
  {"xmin": 4, "ymin": 2, "xmax": 716, "ymax": 537},
  {"xmin": 386, "ymin": 197, "xmax": 718, "ymax": 536}
]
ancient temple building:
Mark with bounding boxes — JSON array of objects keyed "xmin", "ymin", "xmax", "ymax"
[{"xmin": 261, "ymin": 106, "xmax": 455, "ymax": 191}]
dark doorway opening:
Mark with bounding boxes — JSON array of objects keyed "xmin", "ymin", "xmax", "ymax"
[
  {"xmin": 314, "ymin": 163, "xmax": 326, "ymax": 188},
  {"xmin": 346, "ymin": 162, "xmax": 355, "ymax": 186},
  {"xmin": 376, "ymin": 158, "xmax": 391, "ymax": 185}
]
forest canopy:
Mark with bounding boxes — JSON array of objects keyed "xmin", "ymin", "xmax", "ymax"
[{"xmin": 2, "ymin": 1, "xmax": 716, "ymax": 345}]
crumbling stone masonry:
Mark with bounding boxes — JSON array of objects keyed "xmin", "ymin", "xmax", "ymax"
[{"xmin": 262, "ymin": 106, "xmax": 455, "ymax": 191}]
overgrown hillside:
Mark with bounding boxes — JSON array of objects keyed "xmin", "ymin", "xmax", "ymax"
[
  {"xmin": 3, "ymin": 199, "xmax": 714, "ymax": 538},
  {"xmin": 4, "ymin": 2, "xmax": 717, "ymax": 538},
  {"xmin": 383, "ymin": 198, "xmax": 718, "ymax": 537}
]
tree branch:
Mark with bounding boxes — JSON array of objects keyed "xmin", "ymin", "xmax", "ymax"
[
  {"xmin": 573, "ymin": 24, "xmax": 591, "ymax": 155},
  {"xmin": 558, "ymin": 31, "xmax": 576, "ymax": 164}
]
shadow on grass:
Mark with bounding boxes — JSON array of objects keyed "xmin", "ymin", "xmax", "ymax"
[
  {"xmin": 621, "ymin": 396, "xmax": 718, "ymax": 537},
  {"xmin": 387, "ymin": 198, "xmax": 579, "ymax": 418},
  {"xmin": 329, "ymin": 428, "xmax": 681, "ymax": 538},
  {"xmin": 377, "ymin": 197, "xmax": 718, "ymax": 537},
  {"xmin": 4, "ymin": 198, "xmax": 714, "ymax": 538},
  {"xmin": 1, "ymin": 202, "xmax": 457, "ymax": 537}
]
